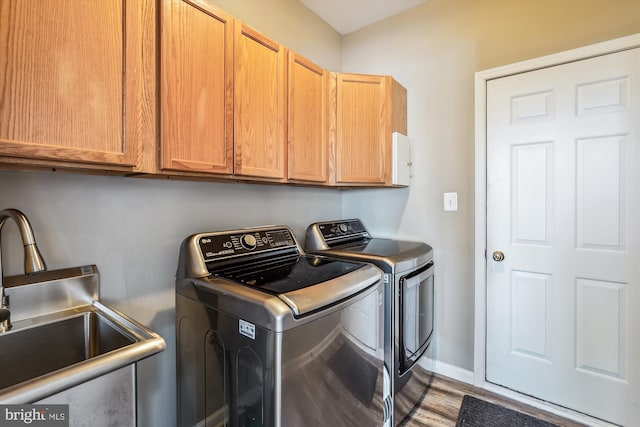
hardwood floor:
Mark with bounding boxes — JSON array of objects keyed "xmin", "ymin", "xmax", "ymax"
[{"xmin": 400, "ymin": 367, "xmax": 588, "ymax": 426}]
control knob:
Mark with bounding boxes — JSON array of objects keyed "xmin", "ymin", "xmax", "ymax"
[
  {"xmin": 240, "ymin": 234, "xmax": 257, "ymax": 250},
  {"xmin": 339, "ymin": 224, "xmax": 348, "ymax": 233}
]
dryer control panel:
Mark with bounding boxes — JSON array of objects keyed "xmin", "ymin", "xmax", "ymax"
[
  {"xmin": 316, "ymin": 219, "xmax": 369, "ymax": 240},
  {"xmin": 305, "ymin": 219, "xmax": 371, "ymax": 250}
]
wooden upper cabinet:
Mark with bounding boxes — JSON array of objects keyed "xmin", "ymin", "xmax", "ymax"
[
  {"xmin": 332, "ymin": 73, "xmax": 407, "ymax": 186},
  {"xmin": 0, "ymin": 0, "xmax": 152, "ymax": 170},
  {"xmin": 234, "ymin": 23, "xmax": 287, "ymax": 180},
  {"xmin": 161, "ymin": 0, "xmax": 233, "ymax": 175},
  {"xmin": 287, "ymin": 52, "xmax": 328, "ymax": 183}
]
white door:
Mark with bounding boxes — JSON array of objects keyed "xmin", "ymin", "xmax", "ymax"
[{"xmin": 486, "ymin": 47, "xmax": 639, "ymax": 426}]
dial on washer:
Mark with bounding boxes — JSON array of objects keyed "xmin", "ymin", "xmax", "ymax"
[{"xmin": 241, "ymin": 234, "xmax": 257, "ymax": 250}]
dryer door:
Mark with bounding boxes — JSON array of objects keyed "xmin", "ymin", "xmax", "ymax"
[{"xmin": 398, "ymin": 261, "xmax": 434, "ymax": 374}]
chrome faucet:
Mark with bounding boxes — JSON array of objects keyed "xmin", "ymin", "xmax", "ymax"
[{"xmin": 0, "ymin": 209, "xmax": 47, "ymax": 332}]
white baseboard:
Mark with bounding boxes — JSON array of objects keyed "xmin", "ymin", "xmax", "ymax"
[
  {"xmin": 419, "ymin": 357, "xmax": 474, "ymax": 385},
  {"xmin": 418, "ymin": 358, "xmax": 616, "ymax": 427}
]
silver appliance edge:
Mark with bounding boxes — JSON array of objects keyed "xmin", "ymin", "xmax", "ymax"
[{"xmin": 305, "ymin": 219, "xmax": 435, "ymax": 426}]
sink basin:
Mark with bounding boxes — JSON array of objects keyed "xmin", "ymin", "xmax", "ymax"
[
  {"xmin": 0, "ymin": 302, "xmax": 165, "ymax": 403},
  {"xmin": 0, "ymin": 311, "xmax": 135, "ymax": 390},
  {"xmin": 0, "ymin": 265, "xmax": 165, "ymax": 404}
]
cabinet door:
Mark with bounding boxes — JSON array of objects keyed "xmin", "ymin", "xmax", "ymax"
[
  {"xmin": 234, "ymin": 23, "xmax": 286, "ymax": 180},
  {"xmin": 335, "ymin": 74, "xmax": 390, "ymax": 184},
  {"xmin": 161, "ymin": 0, "xmax": 233, "ymax": 175},
  {"xmin": 0, "ymin": 0, "xmax": 149, "ymax": 169},
  {"xmin": 287, "ymin": 52, "xmax": 328, "ymax": 183}
]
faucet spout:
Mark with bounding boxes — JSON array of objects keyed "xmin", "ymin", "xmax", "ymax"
[
  {"xmin": 23, "ymin": 242, "xmax": 47, "ymax": 275},
  {"xmin": 0, "ymin": 208, "xmax": 48, "ymax": 332}
]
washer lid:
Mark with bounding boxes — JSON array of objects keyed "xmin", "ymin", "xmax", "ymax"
[
  {"xmin": 315, "ymin": 238, "xmax": 433, "ymax": 274},
  {"xmin": 213, "ymin": 254, "xmax": 382, "ymax": 316},
  {"xmin": 215, "ymin": 255, "xmax": 363, "ymax": 294},
  {"xmin": 305, "ymin": 219, "xmax": 433, "ymax": 274},
  {"xmin": 277, "ymin": 263, "xmax": 381, "ymax": 316}
]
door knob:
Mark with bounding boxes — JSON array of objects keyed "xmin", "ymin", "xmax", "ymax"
[{"xmin": 492, "ymin": 251, "xmax": 505, "ymax": 262}]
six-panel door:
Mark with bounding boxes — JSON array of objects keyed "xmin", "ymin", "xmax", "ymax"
[{"xmin": 486, "ymin": 47, "xmax": 639, "ymax": 426}]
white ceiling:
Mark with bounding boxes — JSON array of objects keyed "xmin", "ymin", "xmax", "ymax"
[{"xmin": 299, "ymin": 0, "xmax": 427, "ymax": 35}]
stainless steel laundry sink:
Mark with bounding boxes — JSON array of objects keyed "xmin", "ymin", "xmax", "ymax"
[
  {"xmin": 0, "ymin": 266, "xmax": 165, "ymax": 404},
  {"xmin": 0, "ymin": 309, "xmax": 136, "ymax": 390}
]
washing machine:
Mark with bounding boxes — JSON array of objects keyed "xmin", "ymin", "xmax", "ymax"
[{"xmin": 176, "ymin": 225, "xmax": 387, "ymax": 426}]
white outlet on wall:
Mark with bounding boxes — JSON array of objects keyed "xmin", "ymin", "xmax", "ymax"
[{"xmin": 444, "ymin": 192, "xmax": 458, "ymax": 211}]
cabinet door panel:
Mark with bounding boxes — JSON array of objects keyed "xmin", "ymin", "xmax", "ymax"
[
  {"xmin": 0, "ymin": 0, "xmax": 142, "ymax": 167},
  {"xmin": 335, "ymin": 74, "xmax": 388, "ymax": 184},
  {"xmin": 287, "ymin": 52, "xmax": 328, "ymax": 183},
  {"xmin": 234, "ymin": 23, "xmax": 286, "ymax": 179},
  {"xmin": 161, "ymin": 0, "xmax": 233, "ymax": 174}
]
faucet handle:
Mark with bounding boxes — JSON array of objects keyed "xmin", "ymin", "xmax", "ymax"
[{"xmin": 0, "ymin": 307, "xmax": 11, "ymax": 332}]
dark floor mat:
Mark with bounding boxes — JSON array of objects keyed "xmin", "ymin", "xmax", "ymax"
[{"xmin": 456, "ymin": 395, "xmax": 560, "ymax": 427}]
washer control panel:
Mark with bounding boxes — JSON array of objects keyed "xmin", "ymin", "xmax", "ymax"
[{"xmin": 199, "ymin": 227, "xmax": 296, "ymax": 262}]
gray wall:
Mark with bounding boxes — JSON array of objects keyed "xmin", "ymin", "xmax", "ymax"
[
  {"xmin": 340, "ymin": 0, "xmax": 640, "ymax": 372},
  {"xmin": 211, "ymin": 0, "xmax": 342, "ymax": 71}
]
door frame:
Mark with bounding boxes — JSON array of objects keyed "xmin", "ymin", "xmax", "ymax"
[{"xmin": 474, "ymin": 33, "xmax": 640, "ymax": 425}]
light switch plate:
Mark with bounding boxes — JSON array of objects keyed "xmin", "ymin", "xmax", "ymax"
[{"xmin": 444, "ymin": 192, "xmax": 458, "ymax": 211}]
